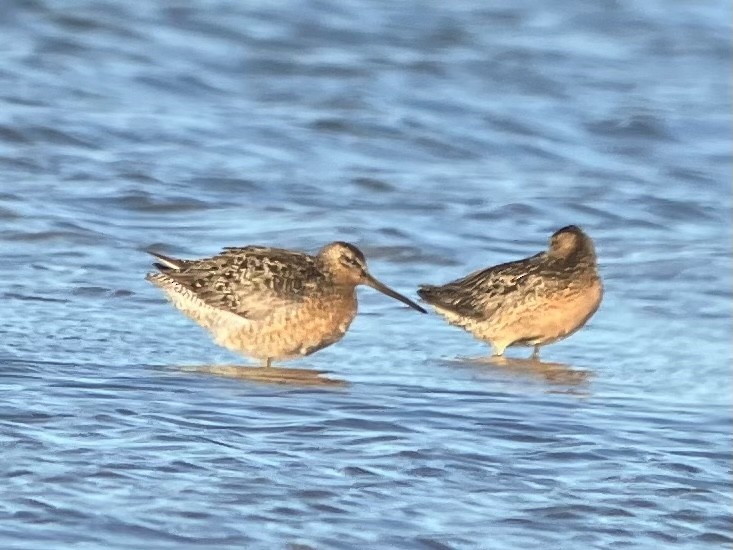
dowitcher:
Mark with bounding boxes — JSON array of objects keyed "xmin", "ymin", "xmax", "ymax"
[
  {"xmin": 146, "ymin": 241, "xmax": 426, "ymax": 367},
  {"xmin": 417, "ymin": 225, "xmax": 602, "ymax": 359}
]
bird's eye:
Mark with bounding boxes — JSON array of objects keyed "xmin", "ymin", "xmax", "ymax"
[{"xmin": 341, "ymin": 256, "xmax": 361, "ymax": 268}]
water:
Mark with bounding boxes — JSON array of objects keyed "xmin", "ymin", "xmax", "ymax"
[{"xmin": 0, "ymin": 1, "xmax": 730, "ymax": 548}]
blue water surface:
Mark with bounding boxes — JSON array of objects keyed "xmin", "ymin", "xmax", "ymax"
[{"xmin": 0, "ymin": 1, "xmax": 730, "ymax": 548}]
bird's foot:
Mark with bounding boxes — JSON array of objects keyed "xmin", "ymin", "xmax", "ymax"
[{"xmin": 488, "ymin": 354, "xmax": 509, "ymax": 365}]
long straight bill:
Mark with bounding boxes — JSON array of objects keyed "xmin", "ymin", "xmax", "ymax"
[{"xmin": 364, "ymin": 274, "xmax": 427, "ymax": 313}]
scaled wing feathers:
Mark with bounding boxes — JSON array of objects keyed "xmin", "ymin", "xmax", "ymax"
[
  {"xmin": 150, "ymin": 246, "xmax": 324, "ymax": 320},
  {"xmin": 419, "ymin": 253, "xmax": 547, "ymax": 319}
]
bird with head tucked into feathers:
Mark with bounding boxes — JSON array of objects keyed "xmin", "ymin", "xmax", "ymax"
[{"xmin": 417, "ymin": 225, "xmax": 602, "ymax": 360}]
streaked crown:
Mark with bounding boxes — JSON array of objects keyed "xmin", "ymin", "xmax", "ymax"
[{"xmin": 317, "ymin": 241, "xmax": 368, "ymax": 284}]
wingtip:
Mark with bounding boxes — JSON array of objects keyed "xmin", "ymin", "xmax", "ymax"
[
  {"xmin": 416, "ymin": 285, "xmax": 435, "ymax": 301},
  {"xmin": 416, "ymin": 285, "xmax": 452, "ymax": 312}
]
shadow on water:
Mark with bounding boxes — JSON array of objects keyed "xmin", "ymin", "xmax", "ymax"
[
  {"xmin": 177, "ymin": 364, "xmax": 349, "ymax": 388},
  {"xmin": 452, "ymin": 355, "xmax": 593, "ymax": 389}
]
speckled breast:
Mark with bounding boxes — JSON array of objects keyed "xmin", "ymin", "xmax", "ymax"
[{"xmin": 215, "ymin": 291, "xmax": 359, "ymax": 361}]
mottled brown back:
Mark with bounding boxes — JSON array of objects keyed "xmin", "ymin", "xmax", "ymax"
[{"xmin": 152, "ymin": 246, "xmax": 328, "ymax": 320}]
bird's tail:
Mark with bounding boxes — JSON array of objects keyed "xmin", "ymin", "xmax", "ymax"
[
  {"xmin": 148, "ymin": 251, "xmax": 185, "ymax": 272},
  {"xmin": 417, "ymin": 284, "xmax": 466, "ymax": 314},
  {"xmin": 417, "ymin": 285, "xmax": 440, "ymax": 303}
]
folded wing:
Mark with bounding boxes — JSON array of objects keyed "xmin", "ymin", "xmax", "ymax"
[
  {"xmin": 148, "ymin": 246, "xmax": 324, "ymax": 320},
  {"xmin": 418, "ymin": 254, "xmax": 548, "ymax": 320}
]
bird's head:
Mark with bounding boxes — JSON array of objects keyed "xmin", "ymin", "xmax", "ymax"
[
  {"xmin": 318, "ymin": 241, "xmax": 426, "ymax": 313},
  {"xmin": 548, "ymin": 225, "xmax": 596, "ymax": 262}
]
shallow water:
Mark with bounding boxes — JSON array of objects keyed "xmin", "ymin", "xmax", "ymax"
[{"xmin": 0, "ymin": 1, "xmax": 730, "ymax": 548}]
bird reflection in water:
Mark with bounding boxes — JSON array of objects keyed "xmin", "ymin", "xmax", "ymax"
[
  {"xmin": 178, "ymin": 365, "xmax": 348, "ymax": 387},
  {"xmin": 454, "ymin": 355, "xmax": 592, "ymax": 388}
]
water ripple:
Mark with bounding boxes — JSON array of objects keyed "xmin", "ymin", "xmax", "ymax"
[{"xmin": 0, "ymin": 0, "xmax": 729, "ymax": 549}]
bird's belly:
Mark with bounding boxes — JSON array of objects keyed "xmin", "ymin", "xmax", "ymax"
[
  {"xmin": 442, "ymin": 279, "xmax": 603, "ymax": 348},
  {"xmin": 216, "ymin": 296, "xmax": 358, "ymax": 360},
  {"xmin": 497, "ymin": 280, "xmax": 603, "ymax": 346}
]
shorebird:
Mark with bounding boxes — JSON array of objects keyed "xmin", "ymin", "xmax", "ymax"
[
  {"xmin": 146, "ymin": 241, "xmax": 426, "ymax": 367},
  {"xmin": 417, "ymin": 225, "xmax": 602, "ymax": 359}
]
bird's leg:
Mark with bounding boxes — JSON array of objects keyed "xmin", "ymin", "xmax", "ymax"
[
  {"xmin": 489, "ymin": 343, "xmax": 508, "ymax": 364},
  {"xmin": 491, "ymin": 341, "xmax": 507, "ymax": 358},
  {"xmin": 531, "ymin": 345, "xmax": 540, "ymax": 360},
  {"xmin": 262, "ymin": 358, "xmax": 273, "ymax": 369}
]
